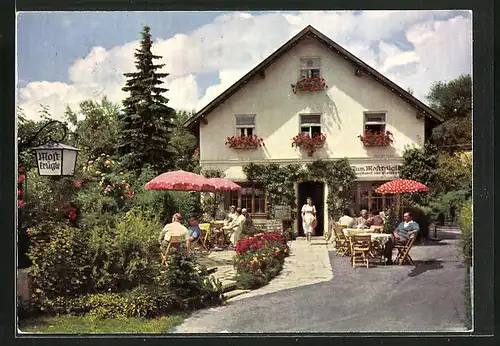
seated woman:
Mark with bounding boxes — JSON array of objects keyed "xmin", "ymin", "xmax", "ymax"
[
  {"xmin": 186, "ymin": 216, "xmax": 202, "ymax": 250},
  {"xmin": 224, "ymin": 205, "xmax": 237, "ymax": 225},
  {"xmin": 158, "ymin": 213, "xmax": 189, "ymax": 250},
  {"xmin": 223, "ymin": 207, "xmax": 246, "ymax": 246}
]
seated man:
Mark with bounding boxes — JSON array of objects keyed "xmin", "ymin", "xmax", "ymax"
[
  {"xmin": 223, "ymin": 207, "xmax": 246, "ymax": 246},
  {"xmin": 242, "ymin": 208, "xmax": 253, "ymax": 228},
  {"xmin": 383, "ymin": 212, "xmax": 420, "ymax": 265},
  {"xmin": 186, "ymin": 216, "xmax": 201, "ymax": 250},
  {"xmin": 158, "ymin": 213, "xmax": 189, "ymax": 250},
  {"xmin": 353, "ymin": 209, "xmax": 370, "ymax": 228},
  {"xmin": 366, "ymin": 210, "xmax": 384, "ymax": 227},
  {"xmin": 338, "ymin": 209, "xmax": 354, "ymax": 227}
]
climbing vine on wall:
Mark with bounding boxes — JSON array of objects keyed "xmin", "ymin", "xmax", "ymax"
[{"xmin": 243, "ymin": 159, "xmax": 356, "ymax": 221}]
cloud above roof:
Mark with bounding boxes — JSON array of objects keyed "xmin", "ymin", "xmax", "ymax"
[{"xmin": 17, "ymin": 11, "xmax": 471, "ymax": 121}]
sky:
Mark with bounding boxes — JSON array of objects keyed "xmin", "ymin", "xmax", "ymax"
[{"xmin": 16, "ymin": 10, "xmax": 472, "ymax": 121}]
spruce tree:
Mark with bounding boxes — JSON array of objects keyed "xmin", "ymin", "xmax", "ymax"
[{"xmin": 117, "ymin": 25, "xmax": 176, "ymax": 173}]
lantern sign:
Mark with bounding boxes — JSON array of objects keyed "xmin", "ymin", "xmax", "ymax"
[{"xmin": 33, "ymin": 142, "xmax": 80, "ymax": 176}]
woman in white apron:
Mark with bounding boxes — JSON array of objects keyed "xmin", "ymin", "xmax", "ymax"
[{"xmin": 301, "ymin": 197, "xmax": 316, "ymax": 244}]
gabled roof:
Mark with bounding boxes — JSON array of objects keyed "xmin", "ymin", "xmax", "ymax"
[{"xmin": 184, "ymin": 25, "xmax": 444, "ymax": 129}]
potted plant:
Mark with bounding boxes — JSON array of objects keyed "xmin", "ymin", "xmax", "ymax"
[
  {"xmin": 291, "ymin": 77, "xmax": 328, "ymax": 94},
  {"xmin": 291, "ymin": 133, "xmax": 327, "ymax": 156},
  {"xmin": 225, "ymin": 135, "xmax": 265, "ymax": 150},
  {"xmin": 358, "ymin": 130, "xmax": 394, "ymax": 147}
]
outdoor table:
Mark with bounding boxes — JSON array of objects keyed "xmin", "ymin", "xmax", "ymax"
[
  {"xmin": 343, "ymin": 228, "xmax": 371, "ymax": 237},
  {"xmin": 344, "ymin": 230, "xmax": 393, "ymax": 261}
]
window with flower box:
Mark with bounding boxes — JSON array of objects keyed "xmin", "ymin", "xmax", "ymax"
[
  {"xmin": 224, "ymin": 182, "xmax": 266, "ymax": 215},
  {"xmin": 235, "ymin": 114, "xmax": 256, "ymax": 137},
  {"xmin": 300, "ymin": 58, "xmax": 321, "ymax": 79},
  {"xmin": 364, "ymin": 112, "xmax": 386, "ymax": 134},
  {"xmin": 300, "ymin": 114, "xmax": 322, "ymax": 137}
]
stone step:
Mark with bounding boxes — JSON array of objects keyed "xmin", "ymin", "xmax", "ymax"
[
  {"xmin": 221, "ymin": 281, "xmax": 238, "ymax": 293},
  {"xmin": 224, "ymin": 289, "xmax": 251, "ymax": 300}
]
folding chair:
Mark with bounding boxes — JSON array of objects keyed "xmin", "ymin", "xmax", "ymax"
[
  {"xmin": 351, "ymin": 234, "xmax": 372, "ymax": 268},
  {"xmin": 394, "ymin": 233, "xmax": 416, "ymax": 265},
  {"xmin": 333, "ymin": 224, "xmax": 349, "ymax": 256},
  {"xmin": 199, "ymin": 223, "xmax": 212, "ymax": 253},
  {"xmin": 160, "ymin": 235, "xmax": 181, "ymax": 266}
]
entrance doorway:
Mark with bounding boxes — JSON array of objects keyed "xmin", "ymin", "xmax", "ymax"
[{"xmin": 297, "ymin": 181, "xmax": 324, "ymax": 236}]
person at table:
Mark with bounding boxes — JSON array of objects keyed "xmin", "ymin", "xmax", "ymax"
[
  {"xmin": 353, "ymin": 209, "xmax": 370, "ymax": 228},
  {"xmin": 366, "ymin": 210, "xmax": 384, "ymax": 227},
  {"xmin": 186, "ymin": 216, "xmax": 202, "ymax": 250},
  {"xmin": 158, "ymin": 213, "xmax": 189, "ymax": 250},
  {"xmin": 338, "ymin": 209, "xmax": 354, "ymax": 227},
  {"xmin": 241, "ymin": 208, "xmax": 253, "ymax": 229},
  {"xmin": 301, "ymin": 197, "xmax": 316, "ymax": 244},
  {"xmin": 224, "ymin": 205, "xmax": 237, "ymax": 225},
  {"xmin": 383, "ymin": 212, "xmax": 420, "ymax": 265},
  {"xmin": 223, "ymin": 207, "xmax": 246, "ymax": 246}
]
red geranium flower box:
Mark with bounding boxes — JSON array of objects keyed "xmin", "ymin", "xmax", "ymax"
[
  {"xmin": 291, "ymin": 77, "xmax": 328, "ymax": 94},
  {"xmin": 291, "ymin": 133, "xmax": 327, "ymax": 155},
  {"xmin": 358, "ymin": 130, "xmax": 394, "ymax": 147},
  {"xmin": 225, "ymin": 135, "xmax": 265, "ymax": 150}
]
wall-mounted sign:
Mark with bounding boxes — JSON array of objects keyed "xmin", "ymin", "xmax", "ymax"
[
  {"xmin": 34, "ymin": 143, "xmax": 80, "ymax": 176},
  {"xmin": 274, "ymin": 205, "xmax": 292, "ymax": 220},
  {"xmin": 351, "ymin": 164, "xmax": 401, "ymax": 180}
]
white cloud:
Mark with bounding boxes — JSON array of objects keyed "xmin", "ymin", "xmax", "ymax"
[{"xmin": 17, "ymin": 11, "xmax": 472, "ymax": 121}]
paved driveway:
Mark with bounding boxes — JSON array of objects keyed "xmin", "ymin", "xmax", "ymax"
[{"xmin": 174, "ymin": 233, "xmax": 468, "ymax": 333}]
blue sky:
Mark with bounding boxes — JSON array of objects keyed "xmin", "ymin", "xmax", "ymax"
[{"xmin": 17, "ymin": 11, "xmax": 472, "ymax": 121}]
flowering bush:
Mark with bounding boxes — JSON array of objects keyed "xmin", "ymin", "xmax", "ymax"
[
  {"xmin": 291, "ymin": 133, "xmax": 327, "ymax": 155},
  {"xmin": 225, "ymin": 135, "xmax": 265, "ymax": 150},
  {"xmin": 291, "ymin": 77, "xmax": 328, "ymax": 94},
  {"xmin": 358, "ymin": 130, "xmax": 394, "ymax": 147},
  {"xmin": 233, "ymin": 232, "xmax": 289, "ymax": 289}
]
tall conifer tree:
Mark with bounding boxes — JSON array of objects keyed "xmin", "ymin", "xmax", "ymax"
[{"xmin": 117, "ymin": 25, "xmax": 176, "ymax": 172}]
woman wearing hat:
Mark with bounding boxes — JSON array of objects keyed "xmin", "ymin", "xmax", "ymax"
[{"xmin": 301, "ymin": 197, "xmax": 316, "ymax": 244}]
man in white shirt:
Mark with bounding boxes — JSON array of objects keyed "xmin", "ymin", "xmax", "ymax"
[
  {"xmin": 158, "ymin": 213, "xmax": 189, "ymax": 249},
  {"xmin": 338, "ymin": 209, "xmax": 354, "ymax": 227},
  {"xmin": 223, "ymin": 207, "xmax": 246, "ymax": 245},
  {"xmin": 353, "ymin": 209, "xmax": 370, "ymax": 228}
]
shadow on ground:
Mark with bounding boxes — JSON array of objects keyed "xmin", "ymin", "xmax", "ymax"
[{"xmin": 408, "ymin": 259, "xmax": 444, "ymax": 277}]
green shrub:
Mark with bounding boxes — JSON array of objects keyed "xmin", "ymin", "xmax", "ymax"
[
  {"xmin": 27, "ymin": 222, "xmax": 92, "ymax": 298},
  {"xmin": 155, "ymin": 248, "xmax": 224, "ymax": 310},
  {"xmin": 459, "ymin": 199, "xmax": 472, "ymax": 267}
]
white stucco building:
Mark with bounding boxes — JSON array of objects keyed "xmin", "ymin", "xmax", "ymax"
[{"xmin": 184, "ymin": 25, "xmax": 443, "ymax": 235}]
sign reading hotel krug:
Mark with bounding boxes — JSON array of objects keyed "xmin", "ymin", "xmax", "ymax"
[
  {"xmin": 351, "ymin": 164, "xmax": 401, "ymax": 179},
  {"xmin": 37, "ymin": 149, "xmax": 63, "ymax": 175}
]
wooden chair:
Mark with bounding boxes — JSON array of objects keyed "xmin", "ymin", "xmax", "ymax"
[
  {"xmin": 333, "ymin": 224, "xmax": 349, "ymax": 256},
  {"xmin": 160, "ymin": 235, "xmax": 182, "ymax": 266},
  {"xmin": 199, "ymin": 223, "xmax": 212, "ymax": 253},
  {"xmin": 351, "ymin": 235, "xmax": 372, "ymax": 268},
  {"xmin": 395, "ymin": 233, "xmax": 417, "ymax": 265}
]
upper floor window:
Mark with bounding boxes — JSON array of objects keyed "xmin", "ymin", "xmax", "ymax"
[
  {"xmin": 300, "ymin": 58, "xmax": 321, "ymax": 79},
  {"xmin": 364, "ymin": 112, "xmax": 386, "ymax": 134},
  {"xmin": 300, "ymin": 114, "xmax": 322, "ymax": 137},
  {"xmin": 235, "ymin": 114, "xmax": 256, "ymax": 137}
]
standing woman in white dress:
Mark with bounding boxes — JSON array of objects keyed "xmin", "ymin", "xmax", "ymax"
[{"xmin": 301, "ymin": 197, "xmax": 316, "ymax": 244}]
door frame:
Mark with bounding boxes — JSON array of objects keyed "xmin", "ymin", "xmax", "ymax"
[{"xmin": 296, "ymin": 180, "xmax": 325, "ymax": 236}]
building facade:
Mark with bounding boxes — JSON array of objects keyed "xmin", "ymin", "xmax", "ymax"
[{"xmin": 185, "ymin": 26, "xmax": 443, "ymax": 235}]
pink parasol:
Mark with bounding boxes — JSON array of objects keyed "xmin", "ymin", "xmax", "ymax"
[
  {"xmin": 145, "ymin": 170, "xmax": 216, "ymax": 192},
  {"xmin": 206, "ymin": 177, "xmax": 242, "ymax": 191},
  {"xmin": 375, "ymin": 179, "xmax": 429, "ymax": 194}
]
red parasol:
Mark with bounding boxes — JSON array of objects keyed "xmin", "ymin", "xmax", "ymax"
[
  {"xmin": 375, "ymin": 179, "xmax": 429, "ymax": 194},
  {"xmin": 145, "ymin": 170, "xmax": 216, "ymax": 192},
  {"xmin": 206, "ymin": 177, "xmax": 242, "ymax": 191}
]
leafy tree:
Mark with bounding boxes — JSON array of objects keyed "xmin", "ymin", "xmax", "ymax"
[
  {"xmin": 117, "ymin": 25, "xmax": 176, "ymax": 173},
  {"xmin": 426, "ymin": 74, "xmax": 472, "ymax": 148},
  {"xmin": 170, "ymin": 110, "xmax": 198, "ymax": 172},
  {"xmin": 66, "ymin": 97, "xmax": 120, "ymax": 160}
]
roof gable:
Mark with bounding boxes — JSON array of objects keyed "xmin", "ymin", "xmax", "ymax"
[{"xmin": 184, "ymin": 25, "xmax": 444, "ymax": 128}]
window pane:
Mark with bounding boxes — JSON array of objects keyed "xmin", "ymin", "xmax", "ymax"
[
  {"xmin": 365, "ymin": 113, "xmax": 385, "ymax": 124},
  {"xmin": 240, "ymin": 128, "xmax": 246, "ymax": 137},
  {"xmin": 365, "ymin": 124, "xmax": 385, "ymax": 134},
  {"xmin": 300, "ymin": 114, "xmax": 321, "ymax": 124},
  {"xmin": 236, "ymin": 115, "xmax": 256, "ymax": 126},
  {"xmin": 246, "ymin": 128, "xmax": 253, "ymax": 136},
  {"xmin": 311, "ymin": 69, "xmax": 321, "ymax": 78},
  {"xmin": 301, "ymin": 127, "xmax": 310, "ymax": 135},
  {"xmin": 300, "ymin": 58, "xmax": 321, "ymax": 69},
  {"xmin": 300, "ymin": 69, "xmax": 309, "ymax": 79},
  {"xmin": 311, "ymin": 126, "xmax": 322, "ymax": 136}
]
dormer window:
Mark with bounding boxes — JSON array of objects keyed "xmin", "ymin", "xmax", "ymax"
[
  {"xmin": 364, "ymin": 112, "xmax": 386, "ymax": 134},
  {"xmin": 235, "ymin": 114, "xmax": 256, "ymax": 136},
  {"xmin": 300, "ymin": 58, "xmax": 321, "ymax": 79},
  {"xmin": 300, "ymin": 114, "xmax": 322, "ymax": 137}
]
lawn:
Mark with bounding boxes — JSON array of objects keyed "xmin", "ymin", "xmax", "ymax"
[{"xmin": 19, "ymin": 314, "xmax": 186, "ymax": 334}]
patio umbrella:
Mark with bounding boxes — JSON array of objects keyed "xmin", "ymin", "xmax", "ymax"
[
  {"xmin": 145, "ymin": 170, "xmax": 217, "ymax": 192},
  {"xmin": 375, "ymin": 179, "xmax": 430, "ymax": 219},
  {"xmin": 206, "ymin": 177, "xmax": 242, "ymax": 191}
]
